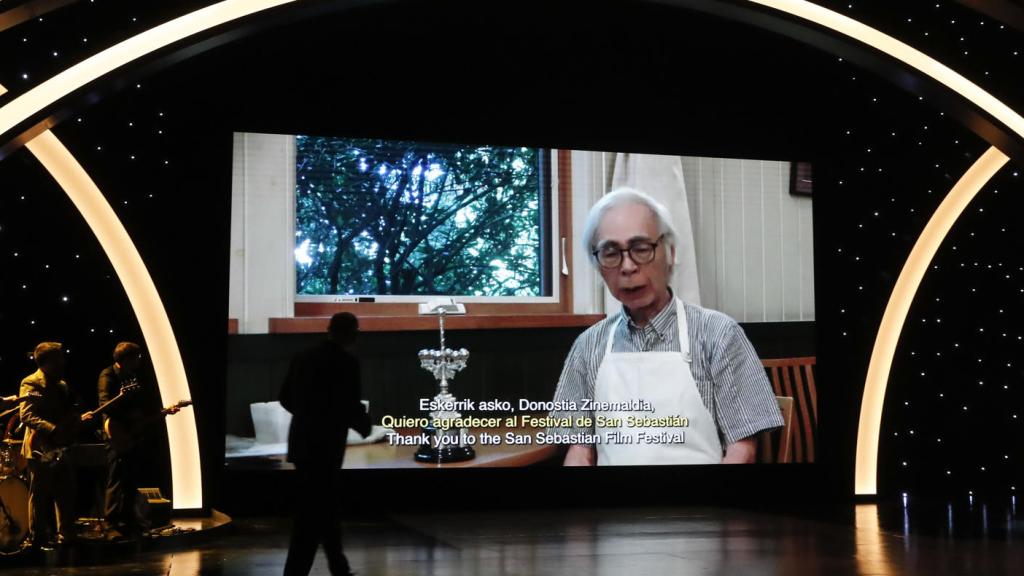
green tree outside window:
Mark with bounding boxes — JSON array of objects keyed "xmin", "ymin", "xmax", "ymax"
[{"xmin": 295, "ymin": 137, "xmax": 547, "ymax": 297}]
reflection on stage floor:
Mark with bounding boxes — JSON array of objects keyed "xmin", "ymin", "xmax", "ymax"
[{"xmin": 1, "ymin": 500, "xmax": 1021, "ymax": 574}]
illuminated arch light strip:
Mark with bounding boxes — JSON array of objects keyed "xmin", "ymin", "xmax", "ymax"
[
  {"xmin": 856, "ymin": 147, "xmax": 1008, "ymax": 494},
  {"xmin": 22, "ymin": 128, "xmax": 203, "ymax": 510},
  {"xmin": 0, "ymin": 0, "xmax": 304, "ymax": 512},
  {"xmin": 0, "ymin": 0, "xmax": 1018, "ymax": 502},
  {"xmin": 747, "ymin": 0, "xmax": 1024, "ymax": 142},
  {"xmin": 744, "ymin": 0, "xmax": 1018, "ymax": 496},
  {"xmin": 3, "ymin": 76, "xmax": 201, "ymax": 508},
  {"xmin": 0, "ymin": 0, "xmax": 297, "ymax": 137}
]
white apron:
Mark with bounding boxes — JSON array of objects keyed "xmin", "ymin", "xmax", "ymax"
[{"xmin": 595, "ymin": 299, "xmax": 723, "ymax": 465}]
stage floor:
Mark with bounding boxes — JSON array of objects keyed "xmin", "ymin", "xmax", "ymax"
[{"xmin": 1, "ymin": 501, "xmax": 1021, "ymax": 575}]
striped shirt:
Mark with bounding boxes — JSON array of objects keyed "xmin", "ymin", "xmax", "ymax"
[{"xmin": 549, "ymin": 298, "xmax": 783, "ymax": 446}]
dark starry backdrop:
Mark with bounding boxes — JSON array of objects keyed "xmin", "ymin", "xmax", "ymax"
[
  {"xmin": 0, "ymin": 0, "xmax": 1022, "ymax": 502},
  {"xmin": 813, "ymin": 0, "xmax": 1024, "ymax": 498}
]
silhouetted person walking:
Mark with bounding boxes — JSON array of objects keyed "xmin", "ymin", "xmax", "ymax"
[{"xmin": 280, "ymin": 312, "xmax": 371, "ymax": 576}]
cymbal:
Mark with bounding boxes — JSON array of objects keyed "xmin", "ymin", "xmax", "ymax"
[{"xmin": 1, "ymin": 438, "xmax": 23, "ymax": 444}]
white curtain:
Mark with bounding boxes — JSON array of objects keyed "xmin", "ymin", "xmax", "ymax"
[{"xmin": 607, "ymin": 153, "xmax": 701, "ymax": 311}]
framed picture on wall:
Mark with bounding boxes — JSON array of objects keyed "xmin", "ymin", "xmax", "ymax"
[{"xmin": 790, "ymin": 161, "xmax": 813, "ymax": 196}]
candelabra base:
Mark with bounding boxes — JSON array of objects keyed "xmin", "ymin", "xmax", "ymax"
[
  {"xmin": 414, "ymin": 444, "xmax": 476, "ymax": 463},
  {"xmin": 413, "ymin": 424, "xmax": 476, "ymax": 463}
]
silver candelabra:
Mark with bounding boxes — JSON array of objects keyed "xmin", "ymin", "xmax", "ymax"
[{"xmin": 414, "ymin": 309, "xmax": 475, "ymax": 463}]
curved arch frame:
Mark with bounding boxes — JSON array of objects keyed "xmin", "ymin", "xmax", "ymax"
[
  {"xmin": 735, "ymin": 0, "xmax": 1020, "ymax": 496},
  {"xmin": 857, "ymin": 146, "xmax": 1008, "ymax": 495},
  {"xmin": 25, "ymin": 129, "xmax": 205, "ymax": 509},
  {"xmin": 1, "ymin": 0, "xmax": 1021, "ymax": 505},
  {"xmin": 0, "ymin": 0, "xmax": 306, "ymax": 512}
]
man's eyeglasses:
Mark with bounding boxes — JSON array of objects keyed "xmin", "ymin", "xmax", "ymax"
[{"xmin": 592, "ymin": 235, "xmax": 664, "ymax": 269}]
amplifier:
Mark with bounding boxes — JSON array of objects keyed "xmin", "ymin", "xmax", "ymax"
[{"xmin": 137, "ymin": 487, "xmax": 172, "ymax": 529}]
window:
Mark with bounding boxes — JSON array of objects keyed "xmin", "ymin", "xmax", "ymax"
[
  {"xmin": 294, "ymin": 137, "xmax": 557, "ymax": 302},
  {"xmin": 228, "ymin": 133, "xmax": 579, "ymax": 332}
]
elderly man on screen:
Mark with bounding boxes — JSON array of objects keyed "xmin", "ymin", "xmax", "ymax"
[{"xmin": 549, "ymin": 188, "xmax": 782, "ymax": 466}]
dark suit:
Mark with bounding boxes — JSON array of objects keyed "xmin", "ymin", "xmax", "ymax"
[
  {"xmin": 19, "ymin": 369, "xmax": 77, "ymax": 544},
  {"xmin": 98, "ymin": 366, "xmax": 159, "ymax": 530},
  {"xmin": 279, "ymin": 339, "xmax": 371, "ymax": 576}
]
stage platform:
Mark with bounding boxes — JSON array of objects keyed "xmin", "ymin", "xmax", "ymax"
[
  {"xmin": 0, "ymin": 501, "xmax": 1020, "ymax": 574},
  {"xmin": 0, "ymin": 510, "xmax": 232, "ymax": 569}
]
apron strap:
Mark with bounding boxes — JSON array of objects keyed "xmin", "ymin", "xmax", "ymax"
[{"xmin": 676, "ymin": 298, "xmax": 692, "ymax": 364}]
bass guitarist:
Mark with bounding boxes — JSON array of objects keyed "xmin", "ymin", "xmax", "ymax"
[
  {"xmin": 97, "ymin": 341, "xmax": 162, "ymax": 538},
  {"xmin": 20, "ymin": 341, "xmax": 93, "ymax": 549}
]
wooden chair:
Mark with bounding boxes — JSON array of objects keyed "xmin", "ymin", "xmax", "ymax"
[
  {"xmin": 758, "ymin": 396, "xmax": 794, "ymax": 463},
  {"xmin": 760, "ymin": 357, "xmax": 817, "ymax": 463}
]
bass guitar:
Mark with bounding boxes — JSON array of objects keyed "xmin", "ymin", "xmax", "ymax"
[
  {"xmin": 0, "ymin": 394, "xmax": 35, "ymax": 420},
  {"xmin": 105, "ymin": 400, "xmax": 192, "ymax": 456}
]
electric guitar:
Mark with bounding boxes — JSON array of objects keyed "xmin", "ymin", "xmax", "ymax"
[
  {"xmin": 105, "ymin": 400, "xmax": 192, "ymax": 456},
  {"xmin": 0, "ymin": 394, "xmax": 35, "ymax": 420},
  {"xmin": 26, "ymin": 382, "xmax": 140, "ymax": 463}
]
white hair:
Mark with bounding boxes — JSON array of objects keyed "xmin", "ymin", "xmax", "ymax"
[{"xmin": 582, "ymin": 187, "xmax": 678, "ymax": 271}]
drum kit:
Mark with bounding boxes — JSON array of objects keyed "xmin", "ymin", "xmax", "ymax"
[{"xmin": 0, "ymin": 412, "xmax": 29, "ymax": 553}]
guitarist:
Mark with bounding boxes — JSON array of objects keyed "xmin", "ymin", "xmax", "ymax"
[
  {"xmin": 19, "ymin": 341, "xmax": 92, "ymax": 548},
  {"xmin": 97, "ymin": 341, "xmax": 158, "ymax": 538}
]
